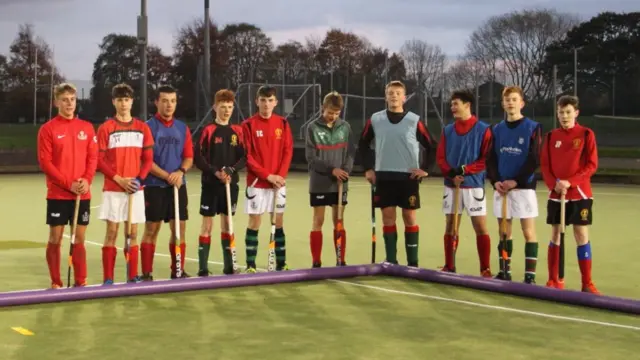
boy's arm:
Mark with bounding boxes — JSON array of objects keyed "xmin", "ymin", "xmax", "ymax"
[
  {"xmin": 539, "ymin": 132, "xmax": 556, "ymax": 191},
  {"xmin": 97, "ymin": 125, "xmax": 118, "ymax": 180},
  {"xmin": 82, "ymin": 127, "xmax": 99, "ymax": 184},
  {"xmin": 194, "ymin": 126, "xmax": 217, "ymax": 174},
  {"xmin": 37, "ymin": 125, "xmax": 71, "ymax": 190},
  {"xmin": 567, "ymin": 129, "xmax": 598, "ymax": 186},
  {"xmin": 180, "ymin": 126, "xmax": 194, "ymax": 171},
  {"xmin": 305, "ymin": 125, "xmax": 333, "ymax": 174},
  {"xmin": 461, "ymin": 127, "xmax": 492, "ymax": 175},
  {"xmin": 435, "ymin": 130, "xmax": 452, "ymax": 176},
  {"xmin": 242, "ymin": 122, "xmax": 271, "ymax": 180},
  {"xmin": 513, "ymin": 124, "xmax": 542, "ymax": 186},
  {"xmin": 342, "ymin": 123, "xmax": 357, "ymax": 174},
  {"xmin": 232, "ymin": 129, "xmax": 247, "ymax": 171},
  {"xmin": 358, "ymin": 119, "xmax": 375, "ymax": 171},
  {"xmin": 416, "ymin": 121, "xmax": 437, "ymax": 171},
  {"xmin": 138, "ymin": 124, "xmax": 155, "ymax": 181},
  {"xmin": 277, "ymin": 121, "xmax": 294, "ymax": 178}
]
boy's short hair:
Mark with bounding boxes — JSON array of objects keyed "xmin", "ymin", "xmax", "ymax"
[
  {"xmin": 322, "ymin": 91, "xmax": 343, "ymax": 110},
  {"xmin": 451, "ymin": 90, "xmax": 474, "ymax": 105},
  {"xmin": 112, "ymin": 83, "xmax": 134, "ymax": 99},
  {"xmin": 502, "ymin": 86, "xmax": 524, "ymax": 100},
  {"xmin": 256, "ymin": 85, "xmax": 277, "ymax": 99},
  {"xmin": 214, "ymin": 89, "xmax": 235, "ymax": 104},
  {"xmin": 385, "ymin": 80, "xmax": 406, "ymax": 92},
  {"xmin": 557, "ymin": 95, "xmax": 579, "ymax": 110},
  {"xmin": 156, "ymin": 85, "xmax": 177, "ymax": 99},
  {"xmin": 54, "ymin": 83, "xmax": 77, "ymax": 99}
]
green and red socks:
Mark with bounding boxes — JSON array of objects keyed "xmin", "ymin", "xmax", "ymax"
[
  {"xmin": 46, "ymin": 242, "xmax": 62, "ymax": 287},
  {"xmin": 221, "ymin": 232, "xmax": 233, "ymax": 272},
  {"xmin": 198, "ymin": 235, "xmax": 211, "ymax": 272},
  {"xmin": 577, "ymin": 242, "xmax": 593, "ymax": 285},
  {"xmin": 524, "ymin": 242, "xmax": 538, "ymax": 282},
  {"xmin": 383, "ymin": 225, "xmax": 398, "ymax": 264},
  {"xmin": 245, "ymin": 229, "xmax": 259, "ymax": 268},
  {"xmin": 405, "ymin": 225, "xmax": 419, "ymax": 266},
  {"xmin": 497, "ymin": 239, "xmax": 513, "ymax": 278},
  {"xmin": 275, "ymin": 228, "xmax": 286, "ymax": 267}
]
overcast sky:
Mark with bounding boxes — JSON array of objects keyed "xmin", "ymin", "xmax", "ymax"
[{"xmin": 0, "ymin": 0, "xmax": 636, "ymax": 89}]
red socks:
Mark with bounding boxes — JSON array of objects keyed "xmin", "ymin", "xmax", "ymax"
[
  {"xmin": 578, "ymin": 259, "xmax": 592, "ymax": 285},
  {"xmin": 71, "ymin": 243, "xmax": 87, "ymax": 285},
  {"xmin": 140, "ymin": 243, "xmax": 156, "ymax": 274},
  {"xmin": 127, "ymin": 245, "xmax": 139, "ymax": 280},
  {"xmin": 310, "ymin": 231, "xmax": 322, "ymax": 263},
  {"xmin": 547, "ymin": 243, "xmax": 560, "ymax": 282},
  {"xmin": 46, "ymin": 242, "xmax": 62, "ymax": 286},
  {"xmin": 443, "ymin": 234, "xmax": 455, "ymax": 270},
  {"xmin": 333, "ymin": 228, "xmax": 347, "ymax": 263},
  {"xmin": 102, "ymin": 246, "xmax": 117, "ymax": 282},
  {"xmin": 476, "ymin": 234, "xmax": 491, "ymax": 271}
]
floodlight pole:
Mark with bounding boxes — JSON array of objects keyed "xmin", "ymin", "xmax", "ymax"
[
  {"xmin": 138, "ymin": 0, "xmax": 148, "ymax": 120},
  {"xmin": 204, "ymin": 0, "xmax": 211, "ymax": 105}
]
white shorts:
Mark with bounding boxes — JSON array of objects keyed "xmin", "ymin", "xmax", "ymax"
[
  {"xmin": 98, "ymin": 190, "xmax": 146, "ymax": 224},
  {"xmin": 442, "ymin": 186, "xmax": 487, "ymax": 217},
  {"xmin": 244, "ymin": 186, "xmax": 286, "ymax": 215},
  {"xmin": 492, "ymin": 189, "xmax": 538, "ymax": 219}
]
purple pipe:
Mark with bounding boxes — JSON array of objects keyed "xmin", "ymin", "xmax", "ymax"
[
  {"xmin": 0, "ymin": 264, "xmax": 381, "ymax": 308},
  {"xmin": 381, "ymin": 263, "xmax": 640, "ymax": 315}
]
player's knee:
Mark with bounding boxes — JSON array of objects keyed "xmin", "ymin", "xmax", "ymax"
[
  {"xmin": 275, "ymin": 213, "xmax": 284, "ymax": 228},
  {"xmin": 104, "ymin": 228, "xmax": 118, "ymax": 245},
  {"xmin": 573, "ymin": 226, "xmax": 589, "ymax": 244},
  {"xmin": 550, "ymin": 225, "xmax": 561, "ymax": 243},
  {"xmin": 381, "ymin": 208, "xmax": 396, "ymax": 226},
  {"xmin": 401, "ymin": 210, "xmax": 416, "ymax": 226},
  {"xmin": 248, "ymin": 215, "xmax": 261, "ymax": 230},
  {"xmin": 522, "ymin": 227, "xmax": 536, "ymax": 242},
  {"xmin": 144, "ymin": 222, "xmax": 161, "ymax": 239},
  {"xmin": 48, "ymin": 226, "xmax": 64, "ymax": 244},
  {"xmin": 471, "ymin": 217, "xmax": 489, "ymax": 235}
]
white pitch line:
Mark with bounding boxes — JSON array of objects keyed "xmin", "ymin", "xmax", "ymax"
[{"xmin": 69, "ymin": 236, "xmax": 640, "ymax": 332}]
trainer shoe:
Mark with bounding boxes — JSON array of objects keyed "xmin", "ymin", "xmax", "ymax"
[
  {"xmin": 103, "ymin": 279, "xmax": 114, "ymax": 286},
  {"xmin": 128, "ymin": 276, "xmax": 143, "ymax": 284},
  {"xmin": 245, "ymin": 267, "xmax": 257, "ymax": 274},
  {"xmin": 545, "ymin": 279, "xmax": 565, "ymax": 289},
  {"xmin": 50, "ymin": 283, "xmax": 62, "ymax": 289},
  {"xmin": 276, "ymin": 264, "xmax": 290, "ymax": 271},
  {"xmin": 198, "ymin": 269, "xmax": 211, "ymax": 277},
  {"xmin": 312, "ymin": 262, "xmax": 322, "ymax": 268},
  {"xmin": 171, "ymin": 272, "xmax": 191, "ymax": 279},
  {"xmin": 73, "ymin": 281, "xmax": 87, "ymax": 287},
  {"xmin": 141, "ymin": 273, "xmax": 154, "ymax": 282},
  {"xmin": 582, "ymin": 282, "xmax": 601, "ymax": 295},
  {"xmin": 494, "ymin": 271, "xmax": 512, "ymax": 281},
  {"xmin": 222, "ymin": 267, "xmax": 235, "ymax": 275},
  {"xmin": 407, "ymin": 262, "xmax": 418, "ymax": 268},
  {"xmin": 439, "ymin": 265, "xmax": 456, "ymax": 273},
  {"xmin": 480, "ymin": 269, "xmax": 493, "ymax": 278},
  {"xmin": 524, "ymin": 276, "xmax": 536, "ymax": 285}
]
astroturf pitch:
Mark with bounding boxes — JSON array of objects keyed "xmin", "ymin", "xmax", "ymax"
[{"xmin": 1, "ymin": 173, "xmax": 639, "ymax": 360}]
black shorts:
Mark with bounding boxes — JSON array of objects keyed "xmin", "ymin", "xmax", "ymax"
[
  {"xmin": 144, "ymin": 185, "xmax": 189, "ymax": 223},
  {"xmin": 200, "ymin": 183, "xmax": 238, "ymax": 217},
  {"xmin": 374, "ymin": 179, "xmax": 420, "ymax": 210},
  {"xmin": 546, "ymin": 199, "xmax": 593, "ymax": 226},
  {"xmin": 46, "ymin": 199, "xmax": 91, "ymax": 226},
  {"xmin": 309, "ymin": 191, "xmax": 348, "ymax": 207}
]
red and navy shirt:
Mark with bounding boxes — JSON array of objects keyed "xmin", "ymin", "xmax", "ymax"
[{"xmin": 195, "ymin": 122, "xmax": 246, "ymax": 186}]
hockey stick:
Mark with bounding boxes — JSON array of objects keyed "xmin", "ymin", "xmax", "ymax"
[
  {"xmin": 371, "ymin": 185, "xmax": 376, "ymax": 264},
  {"xmin": 335, "ymin": 181, "xmax": 344, "ymax": 266},
  {"xmin": 173, "ymin": 185, "xmax": 182, "ymax": 279},
  {"xmin": 267, "ymin": 187, "xmax": 278, "ymax": 272},
  {"xmin": 500, "ymin": 192, "xmax": 509, "ymax": 279},
  {"xmin": 451, "ymin": 184, "xmax": 461, "ymax": 270},
  {"xmin": 559, "ymin": 192, "xmax": 566, "ymax": 282},
  {"xmin": 124, "ymin": 193, "xmax": 134, "ymax": 282},
  {"xmin": 66, "ymin": 195, "xmax": 81, "ymax": 288},
  {"xmin": 225, "ymin": 180, "xmax": 239, "ymax": 273}
]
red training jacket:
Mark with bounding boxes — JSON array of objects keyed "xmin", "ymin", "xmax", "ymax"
[
  {"xmin": 241, "ymin": 113, "xmax": 293, "ymax": 189},
  {"xmin": 37, "ymin": 116, "xmax": 99, "ymax": 200},
  {"xmin": 540, "ymin": 123, "xmax": 598, "ymax": 201}
]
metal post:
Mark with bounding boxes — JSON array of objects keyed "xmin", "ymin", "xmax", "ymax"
[
  {"xmin": 204, "ymin": 0, "xmax": 211, "ymax": 107},
  {"xmin": 138, "ymin": 0, "xmax": 148, "ymax": 120},
  {"xmin": 49, "ymin": 48, "xmax": 54, "ymax": 120},
  {"xmin": 362, "ymin": 75, "xmax": 366, "ymax": 126},
  {"xmin": 33, "ymin": 48, "xmax": 37, "ymax": 126},
  {"xmin": 553, "ymin": 65, "xmax": 558, "ymax": 129},
  {"xmin": 612, "ymin": 73, "xmax": 616, "ymax": 116}
]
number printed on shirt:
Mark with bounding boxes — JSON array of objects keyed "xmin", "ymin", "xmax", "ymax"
[{"xmin": 256, "ymin": 130, "xmax": 263, "ymax": 137}]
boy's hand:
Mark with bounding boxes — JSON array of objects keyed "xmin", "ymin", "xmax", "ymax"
[
  {"xmin": 114, "ymin": 175, "xmax": 140, "ymax": 194},
  {"xmin": 166, "ymin": 171, "xmax": 183, "ymax": 187},
  {"xmin": 77, "ymin": 178, "xmax": 90, "ymax": 194},
  {"xmin": 332, "ymin": 168, "xmax": 349, "ymax": 181},
  {"xmin": 215, "ymin": 170, "xmax": 230, "ymax": 183},
  {"xmin": 453, "ymin": 175, "xmax": 464, "ymax": 186},
  {"xmin": 267, "ymin": 174, "xmax": 286, "ymax": 189},
  {"xmin": 554, "ymin": 179, "xmax": 570, "ymax": 193},
  {"xmin": 503, "ymin": 180, "xmax": 517, "ymax": 191},
  {"xmin": 410, "ymin": 168, "xmax": 428, "ymax": 180},
  {"xmin": 364, "ymin": 170, "xmax": 376, "ymax": 185}
]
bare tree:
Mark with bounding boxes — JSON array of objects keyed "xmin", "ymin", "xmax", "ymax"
[
  {"xmin": 400, "ymin": 39, "xmax": 446, "ymax": 95},
  {"xmin": 465, "ymin": 8, "xmax": 579, "ymax": 100}
]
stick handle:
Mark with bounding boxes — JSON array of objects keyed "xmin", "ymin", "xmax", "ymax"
[
  {"xmin": 500, "ymin": 192, "xmax": 508, "ymax": 233},
  {"xmin": 371, "ymin": 185, "xmax": 376, "ymax": 264},
  {"xmin": 560, "ymin": 193, "xmax": 566, "ymax": 232},
  {"xmin": 67, "ymin": 195, "xmax": 81, "ymax": 287},
  {"xmin": 225, "ymin": 181, "xmax": 234, "ymax": 236},
  {"xmin": 127, "ymin": 193, "xmax": 134, "ymax": 236},
  {"xmin": 337, "ymin": 181, "xmax": 344, "ymax": 221},
  {"xmin": 452, "ymin": 185, "xmax": 460, "ymax": 236},
  {"xmin": 173, "ymin": 186, "xmax": 180, "ymax": 235}
]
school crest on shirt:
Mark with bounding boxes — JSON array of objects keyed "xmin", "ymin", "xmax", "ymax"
[
  {"xmin": 77, "ymin": 131, "xmax": 87, "ymax": 140},
  {"xmin": 275, "ymin": 128, "xmax": 283, "ymax": 139},
  {"xmin": 230, "ymin": 134, "xmax": 238, "ymax": 146},
  {"xmin": 580, "ymin": 208, "xmax": 589, "ymax": 221},
  {"xmin": 572, "ymin": 138, "xmax": 582, "ymax": 149}
]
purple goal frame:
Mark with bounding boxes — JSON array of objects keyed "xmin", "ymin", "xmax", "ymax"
[{"xmin": 0, "ymin": 263, "xmax": 638, "ymax": 315}]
